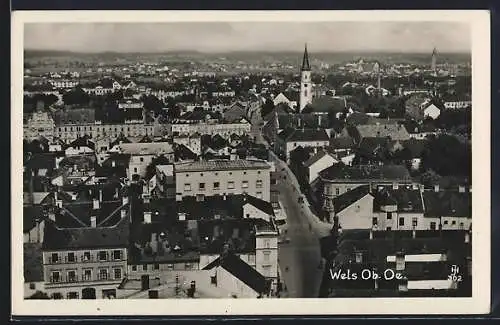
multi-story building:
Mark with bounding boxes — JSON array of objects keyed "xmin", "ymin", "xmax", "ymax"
[
  {"xmin": 173, "ymin": 134, "xmax": 202, "ymax": 156},
  {"xmin": 113, "ymin": 142, "xmax": 175, "ymax": 179},
  {"xmin": 48, "ymin": 79, "xmax": 80, "ymax": 89},
  {"xmin": 174, "ymin": 159, "xmax": 272, "ymax": 202},
  {"xmin": 171, "ymin": 120, "xmax": 251, "ymax": 137},
  {"xmin": 41, "ymin": 216, "xmax": 130, "ymax": 299},
  {"xmin": 275, "ymin": 127, "xmax": 330, "ymax": 163},
  {"xmin": 23, "ymin": 102, "xmax": 55, "ymax": 142}
]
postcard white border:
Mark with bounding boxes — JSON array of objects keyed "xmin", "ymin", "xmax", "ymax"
[{"xmin": 11, "ymin": 10, "xmax": 491, "ymax": 316}]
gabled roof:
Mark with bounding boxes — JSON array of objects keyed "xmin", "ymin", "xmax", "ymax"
[
  {"xmin": 319, "ymin": 164, "xmax": 412, "ymax": 182},
  {"xmin": 373, "ymin": 187, "xmax": 424, "ymax": 213},
  {"xmin": 203, "ymin": 253, "xmax": 269, "ymax": 294},
  {"xmin": 243, "ymin": 194, "xmax": 275, "ymax": 216},
  {"xmin": 42, "ymin": 216, "xmax": 129, "ymax": 251},
  {"xmin": 68, "ymin": 136, "xmax": 95, "ymax": 150},
  {"xmin": 302, "ymin": 96, "xmax": 346, "ymax": 114},
  {"xmin": 174, "ymin": 144, "xmax": 198, "ymax": 161},
  {"xmin": 303, "ymin": 150, "xmax": 336, "ymax": 168},
  {"xmin": 278, "ymin": 128, "xmax": 330, "ymax": 142},
  {"xmin": 422, "ymin": 191, "xmax": 471, "ymax": 218},
  {"xmin": 353, "ymin": 123, "xmax": 410, "ymax": 141},
  {"xmin": 333, "ymin": 185, "xmax": 372, "ymax": 213},
  {"xmin": 330, "ymin": 137, "xmax": 356, "ymax": 150}
]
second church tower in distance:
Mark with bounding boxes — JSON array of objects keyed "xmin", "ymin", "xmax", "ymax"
[{"xmin": 299, "ymin": 44, "xmax": 313, "ymax": 112}]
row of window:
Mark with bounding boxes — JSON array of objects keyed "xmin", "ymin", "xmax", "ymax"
[
  {"xmin": 57, "ymin": 125, "xmax": 149, "ymax": 132},
  {"xmin": 372, "ymin": 215, "xmax": 466, "ymax": 229},
  {"xmin": 130, "ymin": 262, "xmax": 195, "ymax": 272},
  {"xmin": 48, "ymin": 250, "xmax": 123, "ymax": 264},
  {"xmin": 184, "ymin": 180, "xmax": 263, "ymax": 192},
  {"xmin": 50, "ymin": 267, "xmax": 122, "ymax": 283},
  {"xmin": 185, "ymin": 171, "xmax": 262, "ymax": 178}
]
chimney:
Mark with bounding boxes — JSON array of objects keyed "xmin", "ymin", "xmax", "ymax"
[
  {"xmin": 178, "ymin": 212, "xmax": 186, "ymax": 221},
  {"xmin": 318, "ymin": 114, "xmax": 322, "ymax": 126},
  {"xmin": 223, "ymin": 195, "xmax": 227, "ymax": 201},
  {"xmin": 355, "ymin": 251, "xmax": 363, "ymax": 263},
  {"xmin": 54, "ymin": 191, "xmax": 58, "ymax": 201},
  {"xmin": 369, "ymin": 229, "xmax": 373, "ymax": 240},
  {"xmin": 56, "ymin": 199, "xmax": 63, "ymax": 208},
  {"xmin": 112, "ymin": 160, "xmax": 116, "ymax": 167},
  {"xmin": 48, "ymin": 211, "xmax": 56, "ymax": 222},
  {"xmin": 115, "ymin": 187, "xmax": 119, "ymax": 199},
  {"xmin": 459, "ymin": 185, "xmax": 466, "ymax": 193},
  {"xmin": 434, "ymin": 184, "xmax": 440, "ymax": 192},
  {"xmin": 151, "ymin": 233, "xmax": 158, "ymax": 254},
  {"xmin": 392, "ymin": 182, "xmax": 399, "ymax": 190},
  {"xmin": 465, "ymin": 231, "xmax": 470, "ymax": 243},
  {"xmin": 99, "ymin": 189, "xmax": 103, "ymax": 202},
  {"xmin": 412, "ymin": 229, "xmax": 416, "ymax": 239},
  {"xmin": 122, "ymin": 196, "xmax": 129, "ymax": 205},
  {"xmin": 412, "ymin": 183, "xmax": 419, "ymax": 190},
  {"xmin": 93, "ymin": 198, "xmax": 100, "ymax": 210},
  {"xmin": 90, "ymin": 216, "xmax": 97, "ymax": 228},
  {"xmin": 419, "ymin": 184, "xmax": 425, "ymax": 193},
  {"xmin": 121, "ymin": 209, "xmax": 127, "ymax": 219},
  {"xmin": 144, "ymin": 211, "xmax": 152, "ymax": 224}
]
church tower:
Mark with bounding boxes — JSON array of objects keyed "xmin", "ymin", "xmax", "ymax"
[
  {"xmin": 431, "ymin": 47, "xmax": 437, "ymax": 74},
  {"xmin": 299, "ymin": 44, "xmax": 313, "ymax": 112}
]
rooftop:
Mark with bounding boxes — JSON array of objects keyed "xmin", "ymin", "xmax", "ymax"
[
  {"xmin": 319, "ymin": 164, "xmax": 412, "ymax": 182},
  {"xmin": 175, "ymin": 159, "xmax": 270, "ymax": 173}
]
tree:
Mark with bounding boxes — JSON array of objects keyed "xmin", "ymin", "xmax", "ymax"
[
  {"xmin": 420, "ymin": 169, "xmax": 441, "ymax": 187},
  {"xmin": 166, "ymin": 105, "xmax": 181, "ymax": 120},
  {"xmin": 62, "ymin": 86, "xmax": 90, "ymax": 106},
  {"xmin": 142, "ymin": 95, "xmax": 164, "ymax": 117},
  {"xmin": 260, "ymin": 99, "xmax": 275, "ymax": 118},
  {"xmin": 420, "ymin": 134, "xmax": 471, "ymax": 177}
]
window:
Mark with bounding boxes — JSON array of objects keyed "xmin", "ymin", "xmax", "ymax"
[
  {"xmin": 186, "ymin": 174, "xmax": 189, "ymax": 177},
  {"xmin": 387, "ymin": 212, "xmax": 392, "ymax": 220},
  {"xmin": 67, "ymin": 270, "xmax": 76, "ymax": 282},
  {"xmin": 113, "ymin": 250, "xmax": 122, "ymax": 260},
  {"xmin": 83, "ymin": 252, "xmax": 91, "ymax": 261},
  {"xmin": 215, "ymin": 172, "xmax": 218, "ymax": 176},
  {"xmin": 52, "ymin": 293, "xmax": 63, "ymax": 300},
  {"xmin": 143, "ymin": 264, "xmax": 148, "ymax": 271},
  {"xmin": 257, "ymin": 171, "xmax": 261, "ymax": 175},
  {"xmin": 264, "ymin": 239, "xmax": 270, "ymax": 248},
  {"xmin": 29, "ymin": 283, "xmax": 36, "ymax": 290},
  {"xmin": 154, "ymin": 263, "xmax": 159, "ymax": 270},
  {"xmin": 99, "ymin": 268, "xmax": 108, "ymax": 280},
  {"xmin": 98, "ymin": 251, "xmax": 107, "ymax": 261},
  {"xmin": 386, "ymin": 227, "xmax": 392, "ymax": 231},
  {"xmin": 67, "ymin": 252, "xmax": 75, "ymax": 263},
  {"xmin": 256, "ymin": 192, "xmax": 263, "ymax": 199},
  {"xmin": 443, "ymin": 220, "xmax": 449, "ymax": 225},
  {"xmin": 243, "ymin": 172, "xmax": 247, "ymax": 175},
  {"xmin": 412, "ymin": 218, "xmax": 418, "ymax": 227},
  {"xmin": 229, "ymin": 172, "xmax": 232, "ymax": 175},
  {"xmin": 211, "ymin": 275, "xmax": 217, "ymax": 285},
  {"xmin": 114, "ymin": 268, "xmax": 122, "ymax": 279},
  {"xmin": 249, "ymin": 254, "xmax": 256, "ymax": 265},
  {"xmin": 185, "ymin": 263, "xmax": 193, "ymax": 270},
  {"xmin": 184, "ymin": 183, "xmax": 192, "ymax": 192},
  {"xmin": 452, "ymin": 220, "xmax": 456, "ymax": 225},
  {"xmin": 399, "ymin": 217, "xmax": 405, "ymax": 226},
  {"xmin": 430, "ymin": 222, "xmax": 437, "ymax": 230},
  {"xmin": 263, "ymin": 251, "xmax": 271, "ymax": 262},
  {"xmin": 140, "ymin": 157, "xmax": 144, "ymax": 162},
  {"xmin": 335, "ymin": 188, "xmax": 340, "ymax": 195},
  {"xmin": 167, "ymin": 264, "xmax": 174, "ymax": 271},
  {"xmin": 242, "ymin": 181, "xmax": 249, "ymax": 189},
  {"xmin": 199, "ymin": 183, "xmax": 205, "ymax": 191},
  {"xmin": 83, "ymin": 269, "xmax": 92, "ymax": 281},
  {"xmin": 459, "ymin": 222, "xmax": 464, "ymax": 229},
  {"xmin": 200, "ymin": 173, "xmax": 204, "ymax": 177},
  {"xmin": 132, "ymin": 265, "xmax": 137, "ymax": 271},
  {"xmin": 372, "ymin": 217, "xmax": 378, "ymax": 226},
  {"xmin": 51, "ymin": 271, "xmax": 60, "ymax": 283},
  {"xmin": 228, "ymin": 181, "xmax": 235, "ymax": 189},
  {"xmin": 213, "ymin": 182, "xmax": 220, "ymax": 190},
  {"xmin": 51, "ymin": 253, "xmax": 59, "ymax": 263},
  {"xmin": 262, "ymin": 265, "xmax": 272, "ymax": 277},
  {"xmin": 256, "ymin": 180, "xmax": 263, "ymax": 188},
  {"xmin": 133, "ymin": 167, "xmax": 138, "ymax": 173}
]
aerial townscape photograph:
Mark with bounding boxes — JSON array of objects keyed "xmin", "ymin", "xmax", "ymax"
[{"xmin": 20, "ymin": 19, "xmax": 473, "ymax": 301}]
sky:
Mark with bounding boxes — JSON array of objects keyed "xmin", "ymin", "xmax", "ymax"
[{"xmin": 24, "ymin": 22, "xmax": 471, "ymax": 53}]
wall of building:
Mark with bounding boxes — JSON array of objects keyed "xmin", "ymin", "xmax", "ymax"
[
  {"xmin": 255, "ymin": 235, "xmax": 278, "ymax": 282},
  {"xmin": 171, "ymin": 122, "xmax": 251, "ymax": 137},
  {"xmin": 242, "ymin": 204, "xmax": 272, "ymax": 222},
  {"xmin": 24, "ymin": 281, "xmax": 45, "ymax": 298},
  {"xmin": 215, "ymin": 266, "xmax": 261, "ymax": 298},
  {"xmin": 336, "ymin": 194, "xmax": 374, "ymax": 229},
  {"xmin": 54, "ymin": 123, "xmax": 154, "ymax": 142},
  {"xmin": 308, "ymin": 155, "xmax": 337, "ymax": 184},
  {"xmin": 175, "ymin": 167, "xmax": 270, "ymax": 202}
]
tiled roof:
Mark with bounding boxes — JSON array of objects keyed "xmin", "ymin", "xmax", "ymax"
[
  {"xmin": 302, "ymin": 96, "xmax": 346, "ymax": 114},
  {"xmin": 42, "ymin": 216, "xmax": 130, "ymax": 251},
  {"xmin": 53, "ymin": 108, "xmax": 95, "ymax": 125},
  {"xmin": 243, "ymin": 194, "xmax": 275, "ymax": 217},
  {"xmin": 175, "ymin": 159, "xmax": 270, "ymax": 172},
  {"xmin": 174, "ymin": 144, "xmax": 198, "ymax": 161},
  {"xmin": 355, "ymin": 124, "xmax": 410, "ymax": 141},
  {"xmin": 278, "ymin": 128, "xmax": 330, "ymax": 142},
  {"xmin": 319, "ymin": 164, "xmax": 412, "ymax": 182},
  {"xmin": 24, "ymin": 243, "xmax": 44, "ymax": 282},
  {"xmin": 373, "ymin": 187, "xmax": 424, "ymax": 213},
  {"xmin": 333, "ymin": 185, "xmax": 372, "ymax": 213},
  {"xmin": 203, "ymin": 252, "xmax": 269, "ymax": 294},
  {"xmin": 118, "ymin": 142, "xmax": 174, "ymax": 155},
  {"xmin": 422, "ymin": 191, "xmax": 471, "ymax": 218},
  {"xmin": 330, "ymin": 137, "xmax": 356, "ymax": 150}
]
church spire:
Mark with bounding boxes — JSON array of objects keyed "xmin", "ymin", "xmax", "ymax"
[{"xmin": 301, "ymin": 43, "xmax": 311, "ymax": 71}]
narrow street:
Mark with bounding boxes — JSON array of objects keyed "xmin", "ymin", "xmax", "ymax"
[{"xmin": 250, "ymin": 102, "xmax": 330, "ymax": 298}]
